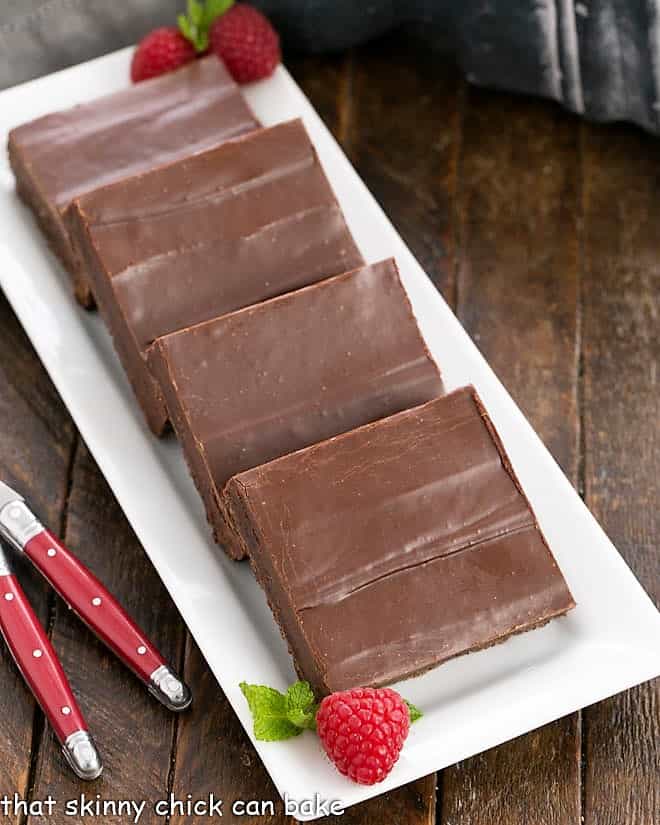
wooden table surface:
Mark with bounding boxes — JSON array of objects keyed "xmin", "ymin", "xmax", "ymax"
[{"xmin": 0, "ymin": 32, "xmax": 658, "ymax": 825}]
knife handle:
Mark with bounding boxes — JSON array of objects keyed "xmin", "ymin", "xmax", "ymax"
[
  {"xmin": 24, "ymin": 529, "xmax": 191, "ymax": 712},
  {"xmin": 0, "ymin": 573, "xmax": 102, "ymax": 779}
]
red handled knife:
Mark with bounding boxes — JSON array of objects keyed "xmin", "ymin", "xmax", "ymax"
[{"xmin": 0, "ymin": 479, "xmax": 192, "ymax": 779}]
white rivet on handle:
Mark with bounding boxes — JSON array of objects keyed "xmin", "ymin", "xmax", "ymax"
[
  {"xmin": 91, "ymin": 597, "xmax": 102, "ymax": 607},
  {"xmin": 137, "ymin": 646, "xmax": 147, "ymax": 655},
  {"xmin": 47, "ymin": 548, "xmax": 56, "ymax": 558},
  {"xmin": 61, "ymin": 706, "xmax": 71, "ymax": 716},
  {"xmin": 33, "ymin": 649, "xmax": 42, "ymax": 658},
  {"xmin": 4, "ymin": 593, "xmax": 13, "ymax": 601}
]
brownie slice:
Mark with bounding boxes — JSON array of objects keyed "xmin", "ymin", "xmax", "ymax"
[
  {"xmin": 8, "ymin": 57, "xmax": 259, "ymax": 307},
  {"xmin": 148, "ymin": 258, "xmax": 443, "ymax": 558},
  {"xmin": 224, "ymin": 387, "xmax": 575, "ymax": 694},
  {"xmin": 65, "ymin": 118, "xmax": 364, "ymax": 435}
]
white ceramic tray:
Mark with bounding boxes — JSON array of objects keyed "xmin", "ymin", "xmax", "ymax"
[{"xmin": 0, "ymin": 48, "xmax": 658, "ymax": 819}]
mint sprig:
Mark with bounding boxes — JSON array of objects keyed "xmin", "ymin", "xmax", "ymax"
[
  {"xmin": 240, "ymin": 680, "xmax": 423, "ymax": 742},
  {"xmin": 240, "ymin": 681, "xmax": 318, "ymax": 741},
  {"xmin": 178, "ymin": 0, "xmax": 234, "ymax": 52},
  {"xmin": 285, "ymin": 681, "xmax": 318, "ymax": 730},
  {"xmin": 405, "ymin": 699, "xmax": 423, "ymax": 723}
]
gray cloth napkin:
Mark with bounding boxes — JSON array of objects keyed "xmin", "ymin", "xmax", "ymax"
[
  {"xmin": 1, "ymin": 0, "xmax": 180, "ymax": 89},
  {"xmin": 2, "ymin": 1, "xmax": 659, "ymax": 135}
]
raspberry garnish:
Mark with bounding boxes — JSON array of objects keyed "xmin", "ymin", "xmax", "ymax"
[{"xmin": 315, "ymin": 687, "xmax": 412, "ymax": 785}]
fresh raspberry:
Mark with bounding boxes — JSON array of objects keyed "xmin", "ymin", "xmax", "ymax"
[
  {"xmin": 210, "ymin": 4, "xmax": 280, "ymax": 84},
  {"xmin": 131, "ymin": 27, "xmax": 196, "ymax": 83},
  {"xmin": 316, "ymin": 687, "xmax": 411, "ymax": 785}
]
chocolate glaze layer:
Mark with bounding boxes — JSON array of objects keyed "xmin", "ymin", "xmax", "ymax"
[
  {"xmin": 8, "ymin": 57, "xmax": 259, "ymax": 306},
  {"xmin": 224, "ymin": 387, "xmax": 575, "ymax": 694},
  {"xmin": 65, "ymin": 118, "xmax": 364, "ymax": 434},
  {"xmin": 148, "ymin": 258, "xmax": 443, "ymax": 558}
]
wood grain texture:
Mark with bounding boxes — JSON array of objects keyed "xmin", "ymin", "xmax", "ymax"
[
  {"xmin": 581, "ymin": 122, "xmax": 660, "ymax": 825},
  {"xmin": 169, "ymin": 638, "xmax": 283, "ymax": 825},
  {"xmin": 312, "ymin": 777, "xmax": 436, "ymax": 825},
  {"xmin": 455, "ymin": 86, "xmax": 581, "ymax": 477},
  {"xmin": 349, "ymin": 32, "xmax": 462, "ymax": 306},
  {"xmin": 288, "ymin": 52, "xmax": 353, "ymax": 144},
  {"xmin": 25, "ymin": 442, "xmax": 187, "ymax": 824},
  {"xmin": 0, "ymin": 294, "xmax": 75, "ymax": 823},
  {"xmin": 442, "ymin": 85, "xmax": 582, "ymax": 825}
]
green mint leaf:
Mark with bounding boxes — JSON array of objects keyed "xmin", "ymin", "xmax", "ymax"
[
  {"xmin": 240, "ymin": 682, "xmax": 285, "ymax": 717},
  {"xmin": 179, "ymin": 0, "xmax": 233, "ymax": 52},
  {"xmin": 179, "ymin": 0, "xmax": 206, "ymax": 52},
  {"xmin": 405, "ymin": 699, "xmax": 423, "ymax": 723},
  {"xmin": 177, "ymin": 14, "xmax": 192, "ymax": 39},
  {"xmin": 196, "ymin": 31, "xmax": 209, "ymax": 52},
  {"xmin": 204, "ymin": 0, "xmax": 234, "ymax": 25},
  {"xmin": 285, "ymin": 681, "xmax": 318, "ymax": 730},
  {"xmin": 285, "ymin": 681, "xmax": 315, "ymax": 712},
  {"xmin": 188, "ymin": 0, "xmax": 204, "ymax": 25},
  {"xmin": 287, "ymin": 706, "xmax": 316, "ymax": 730},
  {"xmin": 240, "ymin": 682, "xmax": 305, "ymax": 741},
  {"xmin": 254, "ymin": 716, "xmax": 302, "ymax": 741}
]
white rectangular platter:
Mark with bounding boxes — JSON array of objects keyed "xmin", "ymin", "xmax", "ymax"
[{"xmin": 1, "ymin": 47, "xmax": 659, "ymax": 819}]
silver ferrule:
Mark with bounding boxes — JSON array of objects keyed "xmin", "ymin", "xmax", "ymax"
[
  {"xmin": 149, "ymin": 664, "xmax": 192, "ymax": 712},
  {"xmin": 62, "ymin": 731, "xmax": 103, "ymax": 781},
  {"xmin": 0, "ymin": 500, "xmax": 42, "ymax": 551}
]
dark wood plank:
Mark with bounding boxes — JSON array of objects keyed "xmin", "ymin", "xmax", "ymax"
[
  {"xmin": 26, "ymin": 441, "xmax": 187, "ymax": 824},
  {"xmin": 442, "ymin": 86, "xmax": 582, "ymax": 825},
  {"xmin": 0, "ymin": 294, "xmax": 76, "ymax": 823},
  {"xmin": 316, "ymin": 777, "xmax": 436, "ymax": 825},
  {"xmin": 454, "ymin": 86, "xmax": 581, "ymax": 476},
  {"xmin": 287, "ymin": 52, "xmax": 354, "ymax": 145},
  {"xmin": 581, "ymin": 121, "xmax": 660, "ymax": 825},
  {"xmin": 169, "ymin": 638, "xmax": 283, "ymax": 825},
  {"xmin": 348, "ymin": 32, "xmax": 462, "ymax": 305}
]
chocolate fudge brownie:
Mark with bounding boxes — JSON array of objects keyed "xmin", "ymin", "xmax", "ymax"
[
  {"xmin": 65, "ymin": 118, "xmax": 364, "ymax": 434},
  {"xmin": 148, "ymin": 258, "xmax": 443, "ymax": 557},
  {"xmin": 224, "ymin": 387, "xmax": 575, "ymax": 694},
  {"xmin": 8, "ymin": 57, "xmax": 259, "ymax": 306}
]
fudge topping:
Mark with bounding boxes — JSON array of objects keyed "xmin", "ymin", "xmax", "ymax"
[
  {"xmin": 71, "ymin": 118, "xmax": 363, "ymax": 352},
  {"xmin": 66, "ymin": 118, "xmax": 364, "ymax": 434},
  {"xmin": 9, "ymin": 57, "xmax": 258, "ymax": 210},
  {"xmin": 148, "ymin": 258, "xmax": 443, "ymax": 555},
  {"xmin": 8, "ymin": 56, "xmax": 259, "ymax": 306},
  {"xmin": 224, "ymin": 387, "xmax": 575, "ymax": 693}
]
